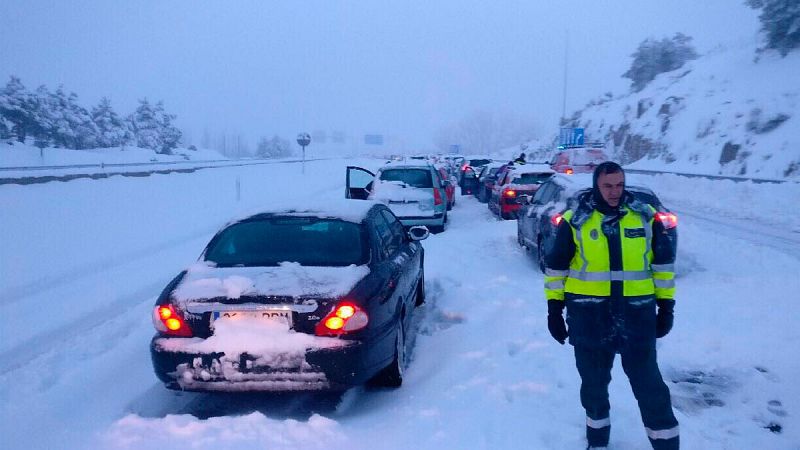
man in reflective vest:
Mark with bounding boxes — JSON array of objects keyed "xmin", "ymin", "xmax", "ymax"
[{"xmin": 544, "ymin": 162, "xmax": 679, "ymax": 450}]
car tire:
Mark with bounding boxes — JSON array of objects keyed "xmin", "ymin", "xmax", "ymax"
[
  {"xmin": 537, "ymin": 237, "xmax": 546, "ymax": 274},
  {"xmin": 370, "ymin": 317, "xmax": 405, "ymax": 388},
  {"xmin": 517, "ymin": 228, "xmax": 526, "ymax": 248},
  {"xmin": 414, "ymin": 272, "xmax": 425, "ymax": 307},
  {"xmin": 447, "ymin": 201, "xmax": 453, "ymax": 211}
]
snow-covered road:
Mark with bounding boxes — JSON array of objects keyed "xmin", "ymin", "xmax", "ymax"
[{"xmin": 1, "ymin": 160, "xmax": 798, "ymax": 450}]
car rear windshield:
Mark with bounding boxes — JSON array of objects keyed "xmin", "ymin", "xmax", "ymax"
[
  {"xmin": 572, "ymin": 150, "xmax": 607, "ymax": 165},
  {"xmin": 631, "ymin": 191, "xmax": 663, "ymax": 210},
  {"xmin": 512, "ymin": 173, "xmax": 553, "ymax": 185},
  {"xmin": 469, "ymin": 159, "xmax": 492, "ymax": 167},
  {"xmin": 379, "ymin": 168, "xmax": 433, "ymax": 188},
  {"xmin": 204, "ymin": 217, "xmax": 366, "ymax": 267}
]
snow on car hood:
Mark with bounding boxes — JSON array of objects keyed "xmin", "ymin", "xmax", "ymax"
[{"xmin": 173, "ymin": 261, "xmax": 370, "ymax": 301}]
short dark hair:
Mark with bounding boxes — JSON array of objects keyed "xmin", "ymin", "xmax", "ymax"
[
  {"xmin": 594, "ymin": 161, "xmax": 623, "ymax": 177},
  {"xmin": 592, "ymin": 161, "xmax": 624, "ymax": 188}
]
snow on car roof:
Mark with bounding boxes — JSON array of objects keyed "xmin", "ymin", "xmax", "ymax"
[
  {"xmin": 225, "ymin": 199, "xmax": 379, "ymax": 226},
  {"xmin": 380, "ymin": 161, "xmax": 434, "ymax": 170},
  {"xmin": 509, "ymin": 163, "xmax": 555, "ymax": 175}
]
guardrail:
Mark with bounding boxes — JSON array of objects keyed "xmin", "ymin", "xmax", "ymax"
[
  {"xmin": 0, "ymin": 158, "xmax": 238, "ymax": 172},
  {"xmin": 624, "ymin": 168, "xmax": 795, "ymax": 185},
  {"xmin": 0, "ymin": 158, "xmax": 329, "ymax": 186}
]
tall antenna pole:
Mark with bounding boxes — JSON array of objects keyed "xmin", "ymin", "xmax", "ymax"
[{"xmin": 561, "ymin": 31, "xmax": 569, "ymax": 125}]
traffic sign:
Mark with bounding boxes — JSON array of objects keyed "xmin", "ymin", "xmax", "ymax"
[
  {"xmin": 559, "ymin": 127, "xmax": 585, "ymax": 146},
  {"xmin": 296, "ymin": 133, "xmax": 311, "ymax": 147}
]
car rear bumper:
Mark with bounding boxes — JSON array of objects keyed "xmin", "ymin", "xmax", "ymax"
[
  {"xmin": 396, "ymin": 212, "xmax": 445, "ymax": 228},
  {"xmin": 150, "ymin": 336, "xmax": 384, "ymax": 392}
]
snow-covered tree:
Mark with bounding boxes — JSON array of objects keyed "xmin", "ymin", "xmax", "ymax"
[
  {"xmin": 747, "ymin": 0, "xmax": 800, "ymax": 56},
  {"xmin": 128, "ymin": 98, "xmax": 162, "ymax": 151},
  {"xmin": 0, "ymin": 76, "xmax": 34, "ymax": 143},
  {"xmin": 156, "ymin": 101, "xmax": 182, "ymax": 154},
  {"xmin": 34, "ymin": 86, "xmax": 99, "ymax": 149},
  {"xmin": 622, "ymin": 33, "xmax": 699, "ymax": 92},
  {"xmin": 0, "ymin": 115, "xmax": 10, "ymax": 142},
  {"xmin": 256, "ymin": 135, "xmax": 293, "ymax": 158},
  {"xmin": 92, "ymin": 97, "xmax": 131, "ymax": 148},
  {"xmin": 128, "ymin": 99, "xmax": 182, "ymax": 154}
]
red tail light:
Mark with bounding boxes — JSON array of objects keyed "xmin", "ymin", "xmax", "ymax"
[
  {"xmin": 551, "ymin": 213, "xmax": 564, "ymax": 226},
  {"xmin": 504, "ymin": 189, "xmax": 517, "ymax": 198},
  {"xmin": 153, "ymin": 304, "xmax": 193, "ymax": 337},
  {"xmin": 565, "ymin": 168, "xmax": 574, "ymax": 175},
  {"xmin": 655, "ymin": 212, "xmax": 678, "ymax": 229},
  {"xmin": 315, "ymin": 301, "xmax": 369, "ymax": 335},
  {"xmin": 433, "ymin": 187, "xmax": 443, "ymax": 205}
]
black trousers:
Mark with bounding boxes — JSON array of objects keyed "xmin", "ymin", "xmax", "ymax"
[{"xmin": 574, "ymin": 344, "xmax": 679, "ymax": 449}]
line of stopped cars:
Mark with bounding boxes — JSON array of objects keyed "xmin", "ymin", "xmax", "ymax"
[{"xmin": 149, "ymin": 152, "xmax": 677, "ymax": 394}]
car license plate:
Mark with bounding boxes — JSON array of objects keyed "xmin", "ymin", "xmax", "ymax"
[{"xmin": 213, "ymin": 310, "xmax": 292, "ymax": 328}]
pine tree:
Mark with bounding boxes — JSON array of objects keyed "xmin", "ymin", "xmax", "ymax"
[
  {"xmin": 128, "ymin": 98, "xmax": 162, "ymax": 151},
  {"xmin": 92, "ymin": 97, "xmax": 131, "ymax": 148},
  {"xmin": 257, "ymin": 135, "xmax": 292, "ymax": 158},
  {"xmin": 155, "ymin": 101, "xmax": 181, "ymax": 154},
  {"xmin": 0, "ymin": 76, "xmax": 33, "ymax": 143},
  {"xmin": 622, "ymin": 33, "xmax": 699, "ymax": 92},
  {"xmin": 39, "ymin": 87, "xmax": 98, "ymax": 149},
  {"xmin": 66, "ymin": 90, "xmax": 99, "ymax": 149},
  {"xmin": 748, "ymin": 0, "xmax": 800, "ymax": 56}
]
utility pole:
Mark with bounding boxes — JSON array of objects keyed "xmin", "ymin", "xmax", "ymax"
[{"xmin": 561, "ymin": 32, "xmax": 569, "ymax": 125}]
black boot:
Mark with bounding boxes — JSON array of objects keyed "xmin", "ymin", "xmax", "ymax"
[
  {"xmin": 649, "ymin": 435, "xmax": 679, "ymax": 450},
  {"xmin": 586, "ymin": 424, "xmax": 610, "ymax": 449}
]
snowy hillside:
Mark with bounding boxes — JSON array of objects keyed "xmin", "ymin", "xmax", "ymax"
[{"xmin": 565, "ymin": 39, "xmax": 800, "ymax": 180}]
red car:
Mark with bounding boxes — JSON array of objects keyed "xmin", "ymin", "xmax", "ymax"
[
  {"xmin": 489, "ymin": 164, "xmax": 555, "ymax": 219},
  {"xmin": 550, "ymin": 146, "xmax": 608, "ymax": 174},
  {"xmin": 436, "ymin": 166, "xmax": 457, "ymax": 210}
]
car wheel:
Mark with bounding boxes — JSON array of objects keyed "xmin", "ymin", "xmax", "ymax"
[
  {"xmin": 370, "ymin": 317, "xmax": 405, "ymax": 388},
  {"xmin": 537, "ymin": 237, "xmax": 546, "ymax": 274},
  {"xmin": 447, "ymin": 201, "xmax": 453, "ymax": 211},
  {"xmin": 414, "ymin": 272, "xmax": 425, "ymax": 307}
]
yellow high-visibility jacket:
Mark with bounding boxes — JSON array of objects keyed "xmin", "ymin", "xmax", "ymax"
[{"xmin": 544, "ymin": 192, "xmax": 676, "ymax": 348}]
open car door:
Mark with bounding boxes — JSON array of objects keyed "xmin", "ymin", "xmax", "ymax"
[{"xmin": 346, "ymin": 166, "xmax": 375, "ymax": 200}]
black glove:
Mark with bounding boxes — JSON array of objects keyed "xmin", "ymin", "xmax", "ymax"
[
  {"xmin": 656, "ymin": 299, "xmax": 675, "ymax": 338},
  {"xmin": 547, "ymin": 300, "xmax": 569, "ymax": 344}
]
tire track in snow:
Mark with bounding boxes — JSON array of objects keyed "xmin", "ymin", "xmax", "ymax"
[
  {"xmin": 0, "ymin": 226, "xmax": 218, "ymax": 306},
  {"xmin": 674, "ymin": 208, "xmax": 800, "ymax": 260}
]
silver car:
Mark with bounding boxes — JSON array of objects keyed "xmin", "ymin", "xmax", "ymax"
[{"xmin": 346, "ymin": 162, "xmax": 449, "ymax": 233}]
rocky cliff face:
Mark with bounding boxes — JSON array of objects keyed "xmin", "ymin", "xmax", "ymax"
[{"xmin": 564, "ymin": 43, "xmax": 800, "ymax": 180}]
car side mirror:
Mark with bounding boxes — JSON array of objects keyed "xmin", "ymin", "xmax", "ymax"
[
  {"xmin": 518, "ymin": 194, "xmax": 532, "ymax": 205},
  {"xmin": 408, "ymin": 226, "xmax": 430, "ymax": 241}
]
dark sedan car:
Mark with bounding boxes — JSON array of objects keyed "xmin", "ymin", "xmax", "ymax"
[
  {"xmin": 151, "ymin": 201, "xmax": 428, "ymax": 392},
  {"xmin": 517, "ymin": 174, "xmax": 677, "ymax": 272}
]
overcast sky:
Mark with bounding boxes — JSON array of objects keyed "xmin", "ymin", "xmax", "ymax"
[{"xmin": 0, "ymin": 1, "xmax": 759, "ymax": 151}]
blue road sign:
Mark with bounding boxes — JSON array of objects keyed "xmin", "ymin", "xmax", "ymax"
[
  {"xmin": 573, "ymin": 128, "xmax": 584, "ymax": 145},
  {"xmin": 559, "ymin": 127, "xmax": 585, "ymax": 146}
]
